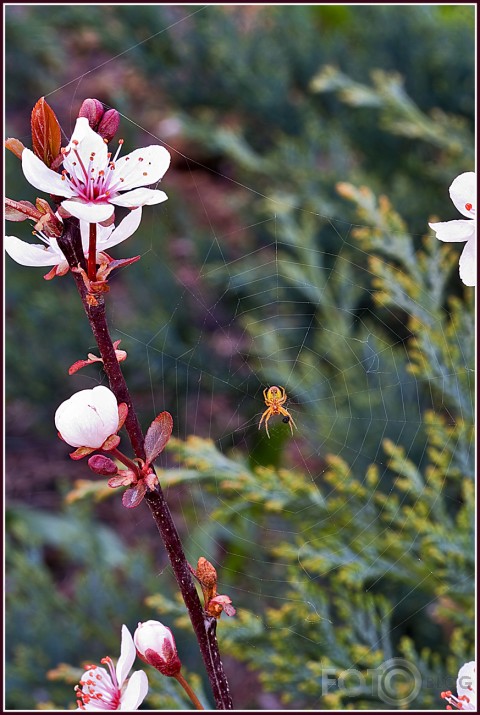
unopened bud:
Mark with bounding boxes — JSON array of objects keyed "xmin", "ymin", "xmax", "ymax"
[
  {"xmin": 88, "ymin": 454, "xmax": 118, "ymax": 476},
  {"xmin": 97, "ymin": 108, "xmax": 120, "ymax": 142},
  {"xmin": 197, "ymin": 557, "xmax": 217, "ymax": 589},
  {"xmin": 78, "ymin": 98, "xmax": 105, "ymax": 130},
  {"xmin": 134, "ymin": 620, "xmax": 181, "ymax": 677}
]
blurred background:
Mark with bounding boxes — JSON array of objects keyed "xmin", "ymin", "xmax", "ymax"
[{"xmin": 5, "ymin": 5, "xmax": 475, "ymax": 710}]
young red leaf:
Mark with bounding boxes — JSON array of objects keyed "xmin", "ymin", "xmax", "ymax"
[
  {"xmin": 68, "ymin": 358, "xmax": 94, "ymax": 376},
  {"xmin": 144, "ymin": 411, "xmax": 173, "ymax": 466},
  {"xmin": 122, "ymin": 481, "xmax": 147, "ymax": 508},
  {"xmin": 117, "ymin": 403, "xmax": 129, "ymax": 430},
  {"xmin": 5, "ymin": 137, "xmax": 26, "ymax": 159},
  {"xmin": 101, "ymin": 434, "xmax": 121, "ymax": 451},
  {"xmin": 69, "ymin": 446, "xmax": 95, "ymax": 461},
  {"xmin": 108, "ymin": 472, "xmax": 135, "ymax": 488},
  {"xmin": 5, "ymin": 199, "xmax": 38, "ymax": 222},
  {"xmin": 31, "ymin": 97, "xmax": 62, "ymax": 168},
  {"xmin": 222, "ymin": 602, "xmax": 236, "ymax": 617}
]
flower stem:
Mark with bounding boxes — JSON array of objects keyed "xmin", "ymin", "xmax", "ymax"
[
  {"xmin": 174, "ymin": 671, "xmax": 205, "ymax": 710},
  {"xmin": 57, "ymin": 218, "xmax": 233, "ymax": 710},
  {"xmin": 88, "ymin": 223, "xmax": 97, "ymax": 281},
  {"xmin": 108, "ymin": 446, "xmax": 140, "ymax": 474}
]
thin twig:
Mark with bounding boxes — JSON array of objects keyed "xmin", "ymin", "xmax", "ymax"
[{"xmin": 57, "ymin": 218, "xmax": 233, "ymax": 709}]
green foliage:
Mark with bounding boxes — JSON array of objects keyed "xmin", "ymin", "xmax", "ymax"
[{"xmin": 152, "ymin": 169, "xmax": 475, "ymax": 708}]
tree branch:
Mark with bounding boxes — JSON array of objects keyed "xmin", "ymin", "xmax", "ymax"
[{"xmin": 57, "ymin": 218, "xmax": 233, "ymax": 709}]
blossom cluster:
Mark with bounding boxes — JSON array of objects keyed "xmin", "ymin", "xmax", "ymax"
[
  {"xmin": 6, "ymin": 99, "xmax": 170, "ymax": 279},
  {"xmin": 76, "ymin": 621, "xmax": 182, "ymax": 711}
]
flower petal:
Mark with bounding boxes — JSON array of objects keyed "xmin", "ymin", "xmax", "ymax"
[
  {"xmin": 429, "ymin": 219, "xmax": 475, "ymax": 242},
  {"xmin": 63, "ymin": 117, "xmax": 109, "ymax": 182},
  {"xmin": 55, "ymin": 386, "xmax": 119, "ymax": 448},
  {"xmin": 113, "ymin": 145, "xmax": 171, "ymax": 191},
  {"xmin": 459, "ymin": 237, "xmax": 476, "ymax": 287},
  {"xmin": 22, "ymin": 149, "xmax": 74, "ymax": 197},
  {"xmin": 116, "ymin": 625, "xmax": 137, "ymax": 688},
  {"xmin": 120, "ymin": 671, "xmax": 149, "ymax": 711},
  {"xmin": 4, "ymin": 235, "xmax": 64, "ymax": 267},
  {"xmin": 456, "ymin": 661, "xmax": 476, "ymax": 707},
  {"xmin": 79, "ymin": 220, "xmax": 115, "ymax": 253},
  {"xmin": 449, "ymin": 172, "xmax": 476, "ymax": 218},
  {"xmin": 61, "ymin": 199, "xmax": 114, "ymax": 223},
  {"xmin": 99, "ymin": 208, "xmax": 143, "ymax": 250},
  {"xmin": 110, "ymin": 188, "xmax": 168, "ymax": 209}
]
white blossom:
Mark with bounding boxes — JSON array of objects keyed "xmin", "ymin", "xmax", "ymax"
[
  {"xmin": 75, "ymin": 625, "xmax": 148, "ymax": 711},
  {"xmin": 5, "ymin": 208, "xmax": 142, "ymax": 278},
  {"xmin": 21, "ymin": 116, "xmax": 170, "ymax": 223},
  {"xmin": 442, "ymin": 661, "xmax": 476, "ymax": 711},
  {"xmin": 55, "ymin": 386, "xmax": 120, "ymax": 449},
  {"xmin": 429, "ymin": 172, "xmax": 476, "ymax": 286}
]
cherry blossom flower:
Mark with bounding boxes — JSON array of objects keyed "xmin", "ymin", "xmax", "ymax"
[
  {"xmin": 134, "ymin": 620, "xmax": 182, "ymax": 677},
  {"xmin": 75, "ymin": 624, "xmax": 148, "ymax": 711},
  {"xmin": 21, "ymin": 116, "xmax": 170, "ymax": 223},
  {"xmin": 55, "ymin": 386, "xmax": 120, "ymax": 449},
  {"xmin": 441, "ymin": 661, "xmax": 476, "ymax": 710},
  {"xmin": 429, "ymin": 172, "xmax": 476, "ymax": 287},
  {"xmin": 5, "ymin": 208, "xmax": 142, "ymax": 279}
]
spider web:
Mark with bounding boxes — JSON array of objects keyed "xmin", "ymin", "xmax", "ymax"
[{"xmin": 5, "ymin": 5, "xmax": 475, "ymax": 711}]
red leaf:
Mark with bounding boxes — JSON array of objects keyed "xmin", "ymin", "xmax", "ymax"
[
  {"xmin": 69, "ymin": 446, "xmax": 95, "ymax": 460},
  {"xmin": 144, "ymin": 411, "xmax": 173, "ymax": 466},
  {"xmin": 122, "ymin": 481, "xmax": 146, "ymax": 508},
  {"xmin": 117, "ymin": 403, "xmax": 129, "ymax": 430},
  {"xmin": 5, "ymin": 200, "xmax": 37, "ymax": 222},
  {"xmin": 5, "ymin": 137, "xmax": 26, "ymax": 159},
  {"xmin": 31, "ymin": 97, "xmax": 62, "ymax": 168},
  {"xmin": 106, "ymin": 256, "xmax": 142, "ymax": 272},
  {"xmin": 101, "ymin": 434, "xmax": 121, "ymax": 451},
  {"xmin": 68, "ymin": 359, "xmax": 93, "ymax": 375},
  {"xmin": 108, "ymin": 474, "xmax": 134, "ymax": 488}
]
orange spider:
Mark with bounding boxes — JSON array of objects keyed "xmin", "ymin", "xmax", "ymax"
[{"xmin": 258, "ymin": 386, "xmax": 297, "ymax": 438}]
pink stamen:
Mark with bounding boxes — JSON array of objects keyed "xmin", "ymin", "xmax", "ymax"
[
  {"xmin": 75, "ymin": 659, "xmax": 122, "ymax": 711},
  {"xmin": 441, "ymin": 689, "xmax": 475, "ymax": 710}
]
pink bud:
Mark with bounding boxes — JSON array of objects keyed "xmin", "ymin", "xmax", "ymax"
[
  {"xmin": 88, "ymin": 454, "xmax": 118, "ymax": 476},
  {"xmin": 97, "ymin": 108, "xmax": 120, "ymax": 142},
  {"xmin": 134, "ymin": 620, "xmax": 181, "ymax": 677},
  {"xmin": 78, "ymin": 98, "xmax": 105, "ymax": 130}
]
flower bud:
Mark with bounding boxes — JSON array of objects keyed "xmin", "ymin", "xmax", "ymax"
[
  {"xmin": 196, "ymin": 557, "xmax": 217, "ymax": 589},
  {"xmin": 97, "ymin": 108, "xmax": 120, "ymax": 143},
  {"xmin": 134, "ymin": 620, "xmax": 181, "ymax": 677},
  {"xmin": 55, "ymin": 386, "xmax": 120, "ymax": 449},
  {"xmin": 78, "ymin": 98, "xmax": 105, "ymax": 130},
  {"xmin": 88, "ymin": 454, "xmax": 119, "ymax": 476}
]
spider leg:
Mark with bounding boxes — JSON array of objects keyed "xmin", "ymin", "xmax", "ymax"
[
  {"xmin": 259, "ymin": 408, "xmax": 272, "ymax": 438},
  {"xmin": 264, "ymin": 415, "xmax": 271, "ymax": 439},
  {"xmin": 258, "ymin": 408, "xmax": 270, "ymax": 428},
  {"xmin": 263, "ymin": 388, "xmax": 269, "ymax": 403}
]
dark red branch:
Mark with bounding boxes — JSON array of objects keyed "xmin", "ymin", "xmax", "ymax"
[{"xmin": 57, "ymin": 218, "xmax": 233, "ymax": 710}]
